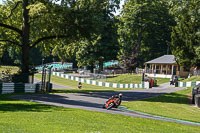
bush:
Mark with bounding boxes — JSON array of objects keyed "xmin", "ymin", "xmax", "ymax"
[{"xmin": 12, "ymin": 73, "xmax": 30, "ymax": 83}]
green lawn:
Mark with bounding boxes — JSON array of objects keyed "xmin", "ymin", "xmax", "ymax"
[
  {"xmin": 182, "ymin": 76, "xmax": 200, "ymax": 82},
  {"xmin": 122, "ymin": 87, "xmax": 200, "ymax": 123},
  {"xmin": 35, "ymin": 74, "xmax": 133, "ymax": 91},
  {"xmin": 106, "ymin": 74, "xmax": 170, "ymax": 85},
  {"xmin": 155, "ymin": 77, "xmax": 170, "ymax": 85},
  {"xmin": 0, "ymin": 94, "xmax": 200, "ymax": 133},
  {"xmin": 90, "ymin": 74, "xmax": 169, "ymax": 85},
  {"xmin": 105, "ymin": 74, "xmax": 142, "ymax": 84},
  {"xmin": 34, "ymin": 73, "xmax": 170, "ymax": 93}
]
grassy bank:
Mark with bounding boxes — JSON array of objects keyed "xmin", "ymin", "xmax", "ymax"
[
  {"xmin": 0, "ymin": 94, "xmax": 200, "ymax": 133},
  {"xmin": 182, "ymin": 76, "xmax": 200, "ymax": 82},
  {"xmin": 99, "ymin": 74, "xmax": 169, "ymax": 85},
  {"xmin": 105, "ymin": 74, "xmax": 142, "ymax": 84},
  {"xmin": 122, "ymin": 87, "xmax": 200, "ymax": 123},
  {"xmin": 61, "ymin": 73, "xmax": 170, "ymax": 85},
  {"xmin": 34, "ymin": 74, "xmax": 134, "ymax": 91}
]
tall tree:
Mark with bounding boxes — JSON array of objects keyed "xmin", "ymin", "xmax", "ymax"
[
  {"xmin": 76, "ymin": 18, "xmax": 119, "ymax": 72},
  {"xmin": 169, "ymin": 0, "xmax": 200, "ymax": 68},
  {"xmin": 52, "ymin": 0, "xmax": 120, "ymax": 72},
  {"xmin": 52, "ymin": 41, "xmax": 78, "ymax": 68},
  {"xmin": 53, "ymin": 17, "xmax": 119, "ymax": 73},
  {"xmin": 0, "ymin": 0, "xmax": 110, "ymax": 82},
  {"xmin": 118, "ymin": 0, "xmax": 175, "ymax": 71}
]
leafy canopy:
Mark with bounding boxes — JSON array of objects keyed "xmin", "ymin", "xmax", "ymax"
[
  {"xmin": 169, "ymin": 0, "xmax": 200, "ymax": 68},
  {"xmin": 117, "ymin": 0, "xmax": 174, "ymax": 70},
  {"xmin": 0, "ymin": 0, "xmax": 119, "ymax": 75}
]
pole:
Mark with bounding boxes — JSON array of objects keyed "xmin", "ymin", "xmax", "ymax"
[
  {"xmin": 41, "ymin": 66, "xmax": 45, "ymax": 91},
  {"xmin": 47, "ymin": 66, "xmax": 53, "ymax": 92},
  {"xmin": 142, "ymin": 72, "xmax": 144, "ymax": 81},
  {"xmin": 43, "ymin": 68, "xmax": 47, "ymax": 91}
]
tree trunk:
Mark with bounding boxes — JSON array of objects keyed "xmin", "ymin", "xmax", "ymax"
[
  {"xmin": 73, "ymin": 60, "xmax": 78, "ymax": 69},
  {"xmin": 87, "ymin": 63, "xmax": 94, "ymax": 73},
  {"xmin": 99, "ymin": 60, "xmax": 103, "ymax": 73},
  {"xmin": 21, "ymin": 0, "xmax": 30, "ymax": 82},
  {"xmin": 90, "ymin": 65, "xmax": 94, "ymax": 73},
  {"xmin": 21, "ymin": 45, "xmax": 30, "ymax": 73}
]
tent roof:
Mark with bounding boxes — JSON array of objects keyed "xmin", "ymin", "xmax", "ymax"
[{"xmin": 145, "ymin": 55, "xmax": 176, "ymax": 64}]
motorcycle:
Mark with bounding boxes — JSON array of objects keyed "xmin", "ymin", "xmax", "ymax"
[{"xmin": 103, "ymin": 96, "xmax": 121, "ymax": 110}]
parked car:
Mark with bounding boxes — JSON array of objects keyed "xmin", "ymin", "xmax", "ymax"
[{"xmin": 192, "ymin": 83, "xmax": 200, "ymax": 104}]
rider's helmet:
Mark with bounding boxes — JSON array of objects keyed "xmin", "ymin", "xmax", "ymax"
[{"xmin": 119, "ymin": 93, "xmax": 123, "ymax": 97}]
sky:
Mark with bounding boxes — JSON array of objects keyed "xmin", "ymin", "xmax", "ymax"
[
  {"xmin": 0, "ymin": 0, "xmax": 124, "ymax": 14},
  {"xmin": 0, "ymin": 0, "xmax": 124, "ymax": 7}
]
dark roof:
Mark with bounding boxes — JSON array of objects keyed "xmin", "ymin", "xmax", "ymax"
[{"xmin": 145, "ymin": 55, "xmax": 176, "ymax": 64}]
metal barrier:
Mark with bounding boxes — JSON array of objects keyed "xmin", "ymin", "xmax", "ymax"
[{"xmin": 0, "ymin": 83, "xmax": 41, "ymax": 94}]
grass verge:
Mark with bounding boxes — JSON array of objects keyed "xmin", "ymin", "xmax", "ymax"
[
  {"xmin": 34, "ymin": 74, "xmax": 134, "ymax": 91},
  {"xmin": 182, "ymin": 76, "xmax": 200, "ymax": 82},
  {"xmin": 0, "ymin": 94, "xmax": 200, "ymax": 133},
  {"xmin": 83, "ymin": 74, "xmax": 170, "ymax": 85},
  {"xmin": 155, "ymin": 78, "xmax": 170, "ymax": 85},
  {"xmin": 122, "ymin": 87, "xmax": 200, "ymax": 123},
  {"xmin": 105, "ymin": 74, "xmax": 142, "ymax": 84}
]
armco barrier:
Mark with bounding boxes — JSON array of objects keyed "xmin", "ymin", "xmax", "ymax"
[
  {"xmin": 178, "ymin": 81, "xmax": 200, "ymax": 87},
  {"xmin": 0, "ymin": 83, "xmax": 41, "ymax": 94},
  {"xmin": 53, "ymin": 72, "xmax": 143, "ymax": 88}
]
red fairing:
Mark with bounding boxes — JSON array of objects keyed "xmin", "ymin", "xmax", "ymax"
[{"xmin": 106, "ymin": 98, "xmax": 118, "ymax": 108}]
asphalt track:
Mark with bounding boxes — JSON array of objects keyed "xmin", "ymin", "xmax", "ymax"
[{"xmin": 11, "ymin": 83, "xmax": 200, "ymax": 126}]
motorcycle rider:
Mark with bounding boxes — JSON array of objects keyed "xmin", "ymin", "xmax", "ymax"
[
  {"xmin": 78, "ymin": 82, "xmax": 82, "ymax": 89},
  {"xmin": 115, "ymin": 93, "xmax": 123, "ymax": 106},
  {"xmin": 103, "ymin": 93, "xmax": 123, "ymax": 108}
]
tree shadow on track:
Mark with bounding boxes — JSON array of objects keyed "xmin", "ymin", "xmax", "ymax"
[
  {"xmin": 77, "ymin": 91, "xmax": 167, "ymax": 102},
  {"xmin": 10, "ymin": 94, "xmax": 105, "ymax": 110},
  {"xmin": 76, "ymin": 91, "xmax": 189, "ymax": 105},
  {"xmin": 7, "ymin": 88, "xmax": 189, "ymax": 113}
]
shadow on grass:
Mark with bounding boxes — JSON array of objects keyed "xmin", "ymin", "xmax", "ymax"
[
  {"xmin": 0, "ymin": 103, "xmax": 71, "ymax": 112},
  {"xmin": 0, "ymin": 94, "xmax": 73, "ymax": 112},
  {"xmin": 106, "ymin": 75, "xmax": 118, "ymax": 79}
]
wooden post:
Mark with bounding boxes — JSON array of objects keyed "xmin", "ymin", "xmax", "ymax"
[
  {"xmin": 172, "ymin": 65, "xmax": 174, "ymax": 75},
  {"xmin": 166, "ymin": 65, "xmax": 168, "ymax": 75},
  {"xmin": 161, "ymin": 65, "xmax": 163, "ymax": 74},
  {"xmin": 195, "ymin": 94, "xmax": 200, "ymax": 108},
  {"xmin": 150, "ymin": 64, "xmax": 151, "ymax": 73},
  {"xmin": 145, "ymin": 64, "xmax": 147, "ymax": 73}
]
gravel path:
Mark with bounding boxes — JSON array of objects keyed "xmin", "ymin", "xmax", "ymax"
[{"xmin": 11, "ymin": 83, "xmax": 200, "ymax": 126}]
